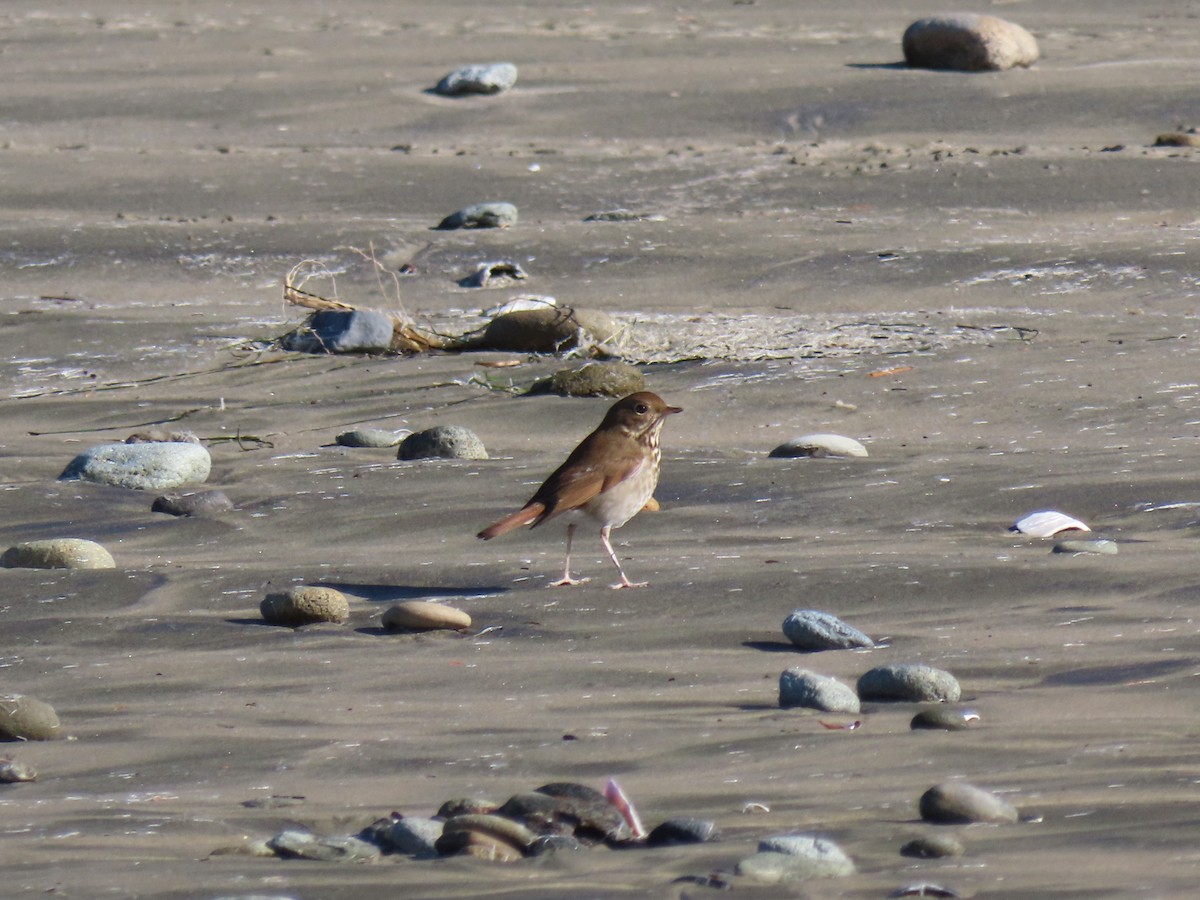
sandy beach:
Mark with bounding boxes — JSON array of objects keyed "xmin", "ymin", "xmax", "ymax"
[{"xmin": 2, "ymin": 2, "xmax": 1200, "ymax": 897}]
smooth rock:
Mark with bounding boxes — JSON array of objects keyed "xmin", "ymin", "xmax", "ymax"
[
  {"xmin": 335, "ymin": 428, "xmax": 408, "ymax": 448},
  {"xmin": 900, "ymin": 834, "xmax": 965, "ymax": 858},
  {"xmin": 267, "ymin": 829, "xmax": 381, "ymax": 862},
  {"xmin": 436, "ymin": 201, "xmax": 518, "ymax": 230},
  {"xmin": 382, "ymin": 816, "xmax": 443, "ymax": 858},
  {"xmin": 260, "ymin": 586, "xmax": 350, "ymax": 626},
  {"xmin": 1, "ymin": 538, "xmax": 115, "ymax": 570},
  {"xmin": 283, "ymin": 309, "xmax": 395, "ymax": 354},
  {"xmin": 779, "ymin": 668, "xmax": 861, "ymax": 714},
  {"xmin": 126, "ymin": 428, "xmax": 200, "ymax": 444},
  {"xmin": 1053, "ymin": 539, "xmax": 1117, "ymax": 555},
  {"xmin": 436, "ymin": 827, "xmax": 524, "ymax": 862},
  {"xmin": 434, "ymin": 62, "xmax": 518, "ymax": 96},
  {"xmin": 442, "ymin": 813, "xmax": 536, "ymax": 849},
  {"xmin": 534, "ymin": 782, "xmax": 631, "ymax": 843},
  {"xmin": 151, "ymin": 490, "xmax": 234, "ymax": 517},
  {"xmin": 0, "ymin": 757, "xmax": 38, "ymax": 782},
  {"xmin": 398, "ymin": 426, "xmax": 487, "ymax": 461},
  {"xmin": 0, "ymin": 695, "xmax": 63, "ymax": 741},
  {"xmin": 911, "ymin": 707, "xmax": 979, "ymax": 731},
  {"xmin": 527, "ymin": 834, "xmax": 585, "ymax": 856},
  {"xmin": 436, "ymin": 797, "xmax": 498, "ymax": 818},
  {"xmin": 783, "ymin": 609, "xmax": 875, "ymax": 651},
  {"xmin": 902, "ymin": 14, "xmax": 1039, "ymax": 72},
  {"xmin": 481, "ymin": 306, "xmax": 618, "ymax": 352},
  {"xmin": 1155, "ymin": 132, "xmax": 1200, "ymax": 148},
  {"xmin": 919, "ymin": 782, "xmax": 1018, "ymax": 824},
  {"xmin": 529, "ymin": 362, "xmax": 645, "ymax": 398},
  {"xmin": 496, "ymin": 791, "xmax": 577, "ymax": 836},
  {"xmin": 857, "ymin": 664, "xmax": 961, "ymax": 703},
  {"xmin": 482, "ymin": 295, "xmax": 557, "ymax": 317},
  {"xmin": 60, "ymin": 441, "xmax": 211, "ymax": 491},
  {"xmin": 769, "ymin": 434, "xmax": 868, "ymax": 459},
  {"xmin": 738, "ymin": 834, "xmax": 855, "ymax": 882},
  {"xmin": 645, "ymin": 817, "xmax": 721, "ymax": 847},
  {"xmin": 459, "ymin": 260, "xmax": 527, "ymax": 288},
  {"xmin": 382, "ymin": 600, "xmax": 471, "ymax": 631}
]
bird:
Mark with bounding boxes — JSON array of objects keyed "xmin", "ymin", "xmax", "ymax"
[{"xmin": 477, "ymin": 391, "xmax": 682, "ymax": 589}]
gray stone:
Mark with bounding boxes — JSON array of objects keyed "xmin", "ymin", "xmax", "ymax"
[
  {"xmin": 902, "ymin": 14, "xmax": 1039, "ymax": 72},
  {"xmin": 900, "ymin": 834, "xmax": 965, "ymax": 859},
  {"xmin": 857, "ymin": 664, "xmax": 961, "ymax": 703},
  {"xmin": 151, "ymin": 490, "xmax": 234, "ymax": 517},
  {"xmin": 335, "ymin": 428, "xmax": 408, "ymax": 448},
  {"xmin": 1, "ymin": 538, "xmax": 115, "ymax": 570},
  {"xmin": 584, "ymin": 210, "xmax": 666, "ymax": 223},
  {"xmin": 283, "ymin": 309, "xmax": 395, "ymax": 353},
  {"xmin": 0, "ymin": 694, "xmax": 63, "ymax": 741},
  {"xmin": 779, "ymin": 668, "xmax": 860, "ymax": 714},
  {"xmin": 60, "ymin": 441, "xmax": 211, "ymax": 491},
  {"xmin": 645, "ymin": 817, "xmax": 720, "ymax": 847},
  {"xmin": 398, "ymin": 426, "xmax": 487, "ymax": 461},
  {"xmin": 436, "ymin": 201, "xmax": 518, "ymax": 230},
  {"xmin": 918, "ymin": 782, "xmax": 1018, "ymax": 824},
  {"xmin": 783, "ymin": 609, "xmax": 875, "ymax": 651},
  {"xmin": 267, "ymin": 829, "xmax": 381, "ymax": 862},
  {"xmin": 738, "ymin": 834, "xmax": 855, "ymax": 882},
  {"xmin": 434, "ymin": 62, "xmax": 518, "ymax": 96},
  {"xmin": 383, "ymin": 816, "xmax": 443, "ymax": 858}
]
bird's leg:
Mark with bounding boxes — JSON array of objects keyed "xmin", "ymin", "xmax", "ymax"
[
  {"xmin": 549, "ymin": 522, "xmax": 590, "ymax": 586},
  {"xmin": 600, "ymin": 525, "xmax": 648, "ymax": 589}
]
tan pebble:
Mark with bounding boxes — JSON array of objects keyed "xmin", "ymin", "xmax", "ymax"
[
  {"xmin": 0, "ymin": 694, "xmax": 63, "ymax": 741},
  {"xmin": 1, "ymin": 539, "xmax": 115, "ymax": 570},
  {"xmin": 450, "ymin": 829, "xmax": 525, "ymax": 862},
  {"xmin": 382, "ymin": 600, "xmax": 471, "ymax": 631},
  {"xmin": 443, "ymin": 813, "xmax": 536, "ymax": 848},
  {"xmin": 1155, "ymin": 132, "xmax": 1200, "ymax": 148},
  {"xmin": 260, "ymin": 586, "xmax": 350, "ymax": 626}
]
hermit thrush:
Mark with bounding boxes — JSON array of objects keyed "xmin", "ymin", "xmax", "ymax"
[{"xmin": 477, "ymin": 391, "xmax": 682, "ymax": 588}]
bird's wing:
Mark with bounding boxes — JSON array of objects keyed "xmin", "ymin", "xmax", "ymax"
[{"xmin": 531, "ymin": 433, "xmax": 645, "ymax": 523}]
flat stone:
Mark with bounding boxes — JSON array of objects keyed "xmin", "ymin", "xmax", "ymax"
[
  {"xmin": 260, "ymin": 586, "xmax": 350, "ymax": 626},
  {"xmin": 398, "ymin": 426, "xmax": 487, "ymax": 461},
  {"xmin": 738, "ymin": 834, "xmax": 855, "ymax": 882},
  {"xmin": 783, "ymin": 609, "xmax": 875, "ymax": 651},
  {"xmin": 151, "ymin": 490, "xmax": 234, "ymax": 517},
  {"xmin": 1155, "ymin": 132, "xmax": 1200, "ymax": 148},
  {"xmin": 434, "ymin": 62, "xmax": 518, "ymax": 96},
  {"xmin": 442, "ymin": 813, "xmax": 537, "ymax": 849},
  {"xmin": 335, "ymin": 428, "xmax": 408, "ymax": 448},
  {"xmin": 769, "ymin": 433, "xmax": 868, "ymax": 459},
  {"xmin": 436, "ymin": 201, "xmax": 518, "ymax": 230},
  {"xmin": 481, "ymin": 306, "xmax": 618, "ymax": 353},
  {"xmin": 0, "ymin": 694, "xmax": 63, "ymax": 741},
  {"xmin": 857, "ymin": 664, "xmax": 961, "ymax": 703},
  {"xmin": 382, "ymin": 600, "xmax": 471, "ymax": 631},
  {"xmin": 779, "ymin": 668, "xmax": 861, "ymax": 713},
  {"xmin": 283, "ymin": 309, "xmax": 395, "ymax": 353},
  {"xmin": 60, "ymin": 441, "xmax": 211, "ymax": 491},
  {"xmin": 1, "ymin": 538, "xmax": 115, "ymax": 570},
  {"xmin": 125, "ymin": 428, "xmax": 200, "ymax": 444},
  {"xmin": 903, "ymin": 14, "xmax": 1039, "ymax": 72},
  {"xmin": 918, "ymin": 782, "xmax": 1018, "ymax": 824},
  {"xmin": 267, "ymin": 829, "xmax": 380, "ymax": 862}
]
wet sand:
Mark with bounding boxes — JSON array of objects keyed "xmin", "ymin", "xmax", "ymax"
[{"xmin": 2, "ymin": 2, "xmax": 1200, "ymax": 897}]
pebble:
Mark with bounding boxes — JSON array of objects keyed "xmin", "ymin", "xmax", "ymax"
[
  {"xmin": 398, "ymin": 426, "xmax": 488, "ymax": 461},
  {"xmin": 645, "ymin": 817, "xmax": 721, "ymax": 847},
  {"xmin": 434, "ymin": 62, "xmax": 518, "ymax": 96},
  {"xmin": 437, "ymin": 797, "xmax": 499, "ymax": 818},
  {"xmin": 527, "ymin": 834, "xmax": 585, "ymax": 856},
  {"xmin": 0, "ymin": 757, "xmax": 38, "ymax": 782},
  {"xmin": 769, "ymin": 434, "xmax": 867, "ymax": 459},
  {"xmin": 900, "ymin": 834, "xmax": 965, "ymax": 858},
  {"xmin": 0, "ymin": 694, "xmax": 64, "ymax": 741},
  {"xmin": 534, "ymin": 782, "xmax": 632, "ymax": 843},
  {"xmin": 918, "ymin": 782, "xmax": 1019, "ymax": 824},
  {"xmin": 436, "ymin": 201, "xmax": 518, "ymax": 230},
  {"xmin": 60, "ymin": 441, "xmax": 211, "ymax": 491},
  {"xmin": 335, "ymin": 428, "xmax": 409, "ymax": 449},
  {"xmin": 381, "ymin": 600, "xmax": 471, "ymax": 631},
  {"xmin": 911, "ymin": 707, "xmax": 979, "ymax": 731},
  {"xmin": 437, "ymin": 826, "xmax": 524, "ymax": 862},
  {"xmin": 738, "ymin": 834, "xmax": 856, "ymax": 882},
  {"xmin": 529, "ymin": 361, "xmax": 645, "ymax": 398},
  {"xmin": 1012, "ymin": 509, "xmax": 1090, "ymax": 537},
  {"xmin": 480, "ymin": 306, "xmax": 618, "ymax": 352},
  {"xmin": 381, "ymin": 816, "xmax": 443, "ymax": 858},
  {"xmin": 857, "ymin": 664, "xmax": 961, "ymax": 703},
  {"xmin": 1053, "ymin": 539, "xmax": 1117, "ymax": 555},
  {"xmin": 267, "ymin": 829, "xmax": 381, "ymax": 862},
  {"xmin": 779, "ymin": 668, "xmax": 861, "ymax": 714},
  {"xmin": 459, "ymin": 260, "xmax": 527, "ymax": 288},
  {"xmin": 782, "ymin": 609, "xmax": 875, "ymax": 651},
  {"xmin": 282, "ymin": 309, "xmax": 395, "ymax": 354},
  {"xmin": 151, "ymin": 489, "xmax": 234, "ymax": 517},
  {"xmin": 1155, "ymin": 132, "xmax": 1200, "ymax": 148},
  {"xmin": 260, "ymin": 586, "xmax": 350, "ymax": 626},
  {"xmin": 126, "ymin": 428, "xmax": 200, "ymax": 444},
  {"xmin": 1, "ymin": 538, "xmax": 115, "ymax": 570},
  {"xmin": 902, "ymin": 14, "xmax": 1039, "ymax": 72}
]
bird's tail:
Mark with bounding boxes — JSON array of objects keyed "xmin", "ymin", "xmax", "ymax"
[{"xmin": 477, "ymin": 502, "xmax": 547, "ymax": 540}]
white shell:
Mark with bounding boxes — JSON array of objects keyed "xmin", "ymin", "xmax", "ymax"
[
  {"xmin": 462, "ymin": 260, "xmax": 527, "ymax": 289},
  {"xmin": 770, "ymin": 433, "xmax": 868, "ymax": 459},
  {"xmin": 1012, "ymin": 510, "xmax": 1090, "ymax": 537},
  {"xmin": 482, "ymin": 295, "xmax": 557, "ymax": 317}
]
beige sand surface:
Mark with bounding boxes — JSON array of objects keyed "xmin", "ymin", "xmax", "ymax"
[{"xmin": 2, "ymin": 2, "xmax": 1199, "ymax": 897}]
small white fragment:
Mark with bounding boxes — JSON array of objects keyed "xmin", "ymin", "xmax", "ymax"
[{"xmin": 1012, "ymin": 510, "xmax": 1091, "ymax": 537}]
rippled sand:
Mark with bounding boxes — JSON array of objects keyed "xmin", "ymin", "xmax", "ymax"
[{"xmin": 2, "ymin": 2, "xmax": 1199, "ymax": 897}]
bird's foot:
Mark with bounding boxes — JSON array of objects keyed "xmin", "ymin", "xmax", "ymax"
[
  {"xmin": 549, "ymin": 575, "xmax": 590, "ymax": 587},
  {"xmin": 610, "ymin": 579, "xmax": 648, "ymax": 590}
]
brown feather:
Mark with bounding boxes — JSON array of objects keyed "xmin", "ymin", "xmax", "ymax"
[{"xmin": 477, "ymin": 501, "xmax": 547, "ymax": 540}]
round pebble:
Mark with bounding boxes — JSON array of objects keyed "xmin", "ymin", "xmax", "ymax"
[
  {"xmin": 1, "ymin": 538, "xmax": 115, "ymax": 570},
  {"xmin": 60, "ymin": 441, "xmax": 211, "ymax": 491},
  {"xmin": 436, "ymin": 201, "xmax": 518, "ymax": 230},
  {"xmin": 900, "ymin": 834, "xmax": 965, "ymax": 859},
  {"xmin": 918, "ymin": 782, "xmax": 1018, "ymax": 824},
  {"xmin": 0, "ymin": 694, "xmax": 63, "ymax": 741},
  {"xmin": 645, "ymin": 817, "xmax": 721, "ymax": 847},
  {"xmin": 769, "ymin": 433, "xmax": 867, "ymax": 459},
  {"xmin": 151, "ymin": 490, "xmax": 234, "ymax": 517},
  {"xmin": 480, "ymin": 306, "xmax": 619, "ymax": 353},
  {"xmin": 398, "ymin": 426, "xmax": 487, "ymax": 461},
  {"xmin": 902, "ymin": 13, "xmax": 1039, "ymax": 72},
  {"xmin": 857, "ymin": 663, "xmax": 961, "ymax": 703},
  {"xmin": 783, "ymin": 609, "xmax": 875, "ymax": 651},
  {"xmin": 530, "ymin": 361, "xmax": 645, "ymax": 398},
  {"xmin": 434, "ymin": 62, "xmax": 518, "ymax": 96},
  {"xmin": 382, "ymin": 600, "xmax": 471, "ymax": 631},
  {"xmin": 335, "ymin": 428, "xmax": 409, "ymax": 448},
  {"xmin": 911, "ymin": 707, "xmax": 979, "ymax": 731},
  {"xmin": 779, "ymin": 668, "xmax": 861, "ymax": 714},
  {"xmin": 260, "ymin": 586, "xmax": 350, "ymax": 626}
]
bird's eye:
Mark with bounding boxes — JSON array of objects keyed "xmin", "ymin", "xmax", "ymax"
[{"xmin": 635, "ymin": 403, "xmax": 648, "ymax": 414}]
